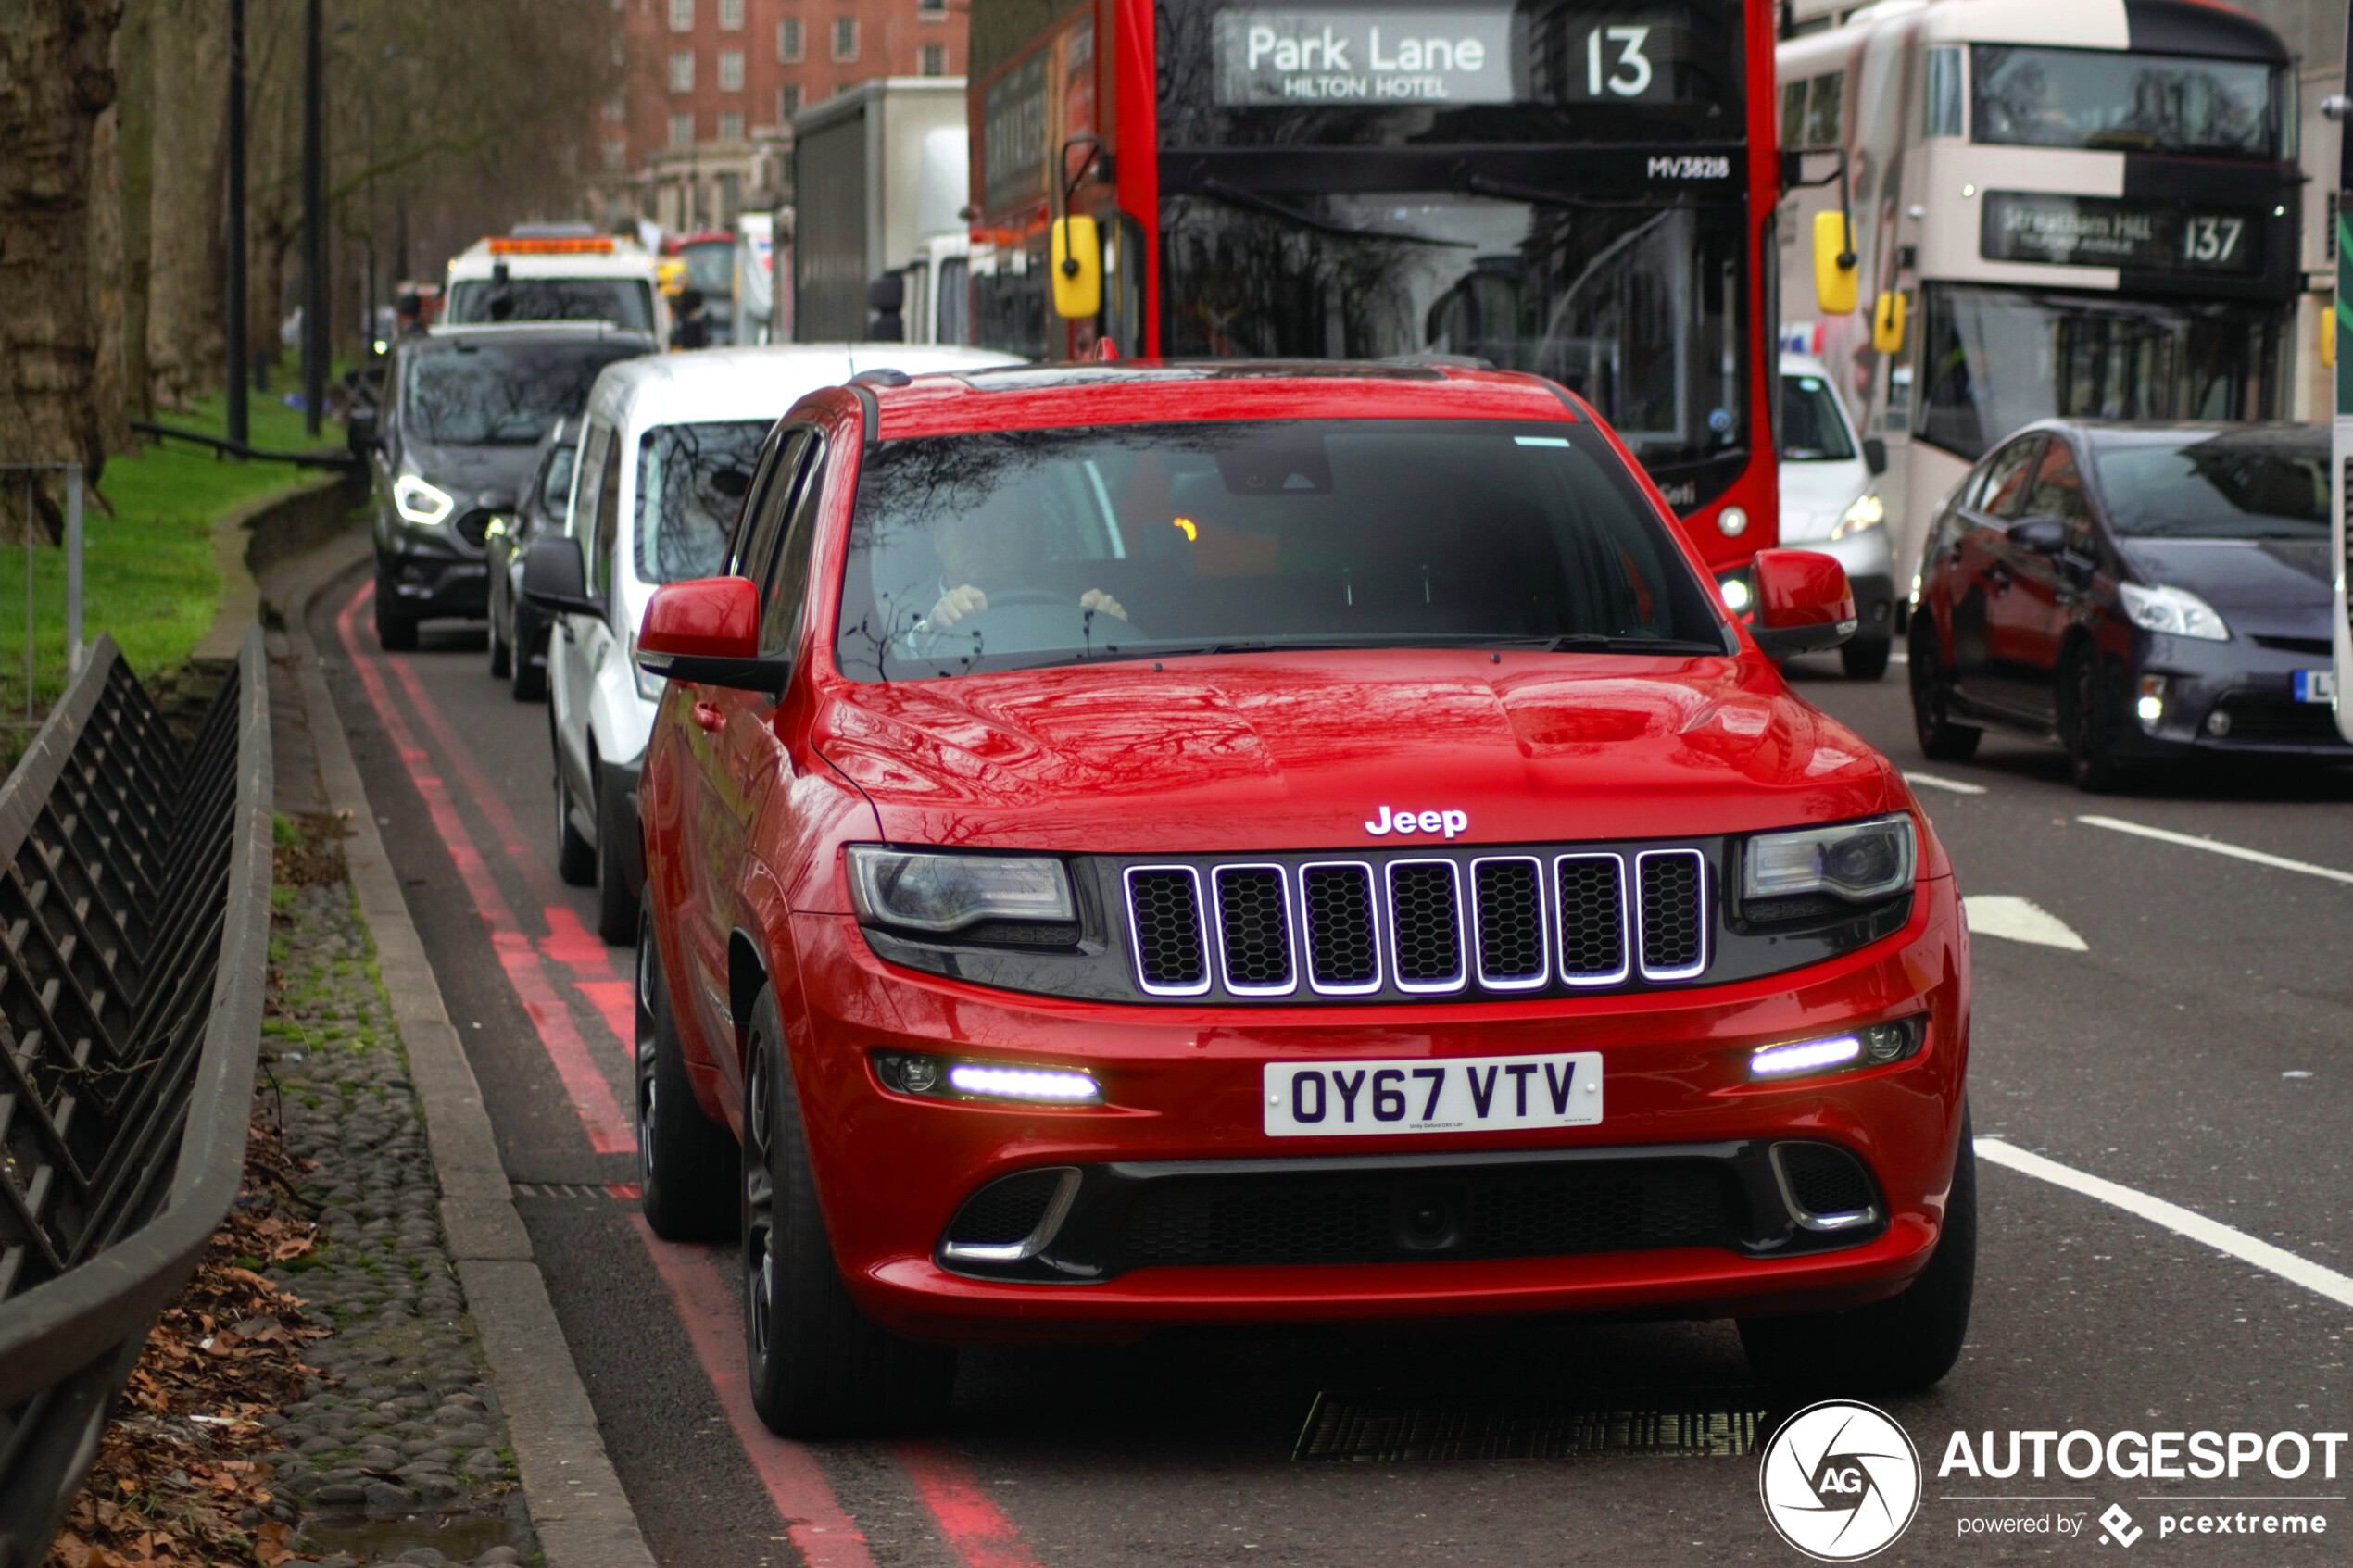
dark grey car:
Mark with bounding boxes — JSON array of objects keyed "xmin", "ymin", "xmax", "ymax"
[
  {"xmin": 485, "ymin": 416, "xmax": 580, "ymax": 700},
  {"xmin": 1909, "ymin": 420, "xmax": 2347, "ymax": 789},
  {"xmin": 364, "ymin": 324, "xmax": 651, "ymax": 650}
]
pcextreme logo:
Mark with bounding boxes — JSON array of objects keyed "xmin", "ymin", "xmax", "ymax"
[{"xmin": 1759, "ymin": 1400, "xmax": 1924, "ymax": 1561}]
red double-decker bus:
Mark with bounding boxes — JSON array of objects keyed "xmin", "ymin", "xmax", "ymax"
[{"xmin": 967, "ymin": 0, "xmax": 1786, "ymax": 570}]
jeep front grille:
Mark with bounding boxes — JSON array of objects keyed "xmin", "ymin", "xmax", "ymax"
[{"xmin": 1119, "ymin": 842, "xmax": 1713, "ymax": 1004}]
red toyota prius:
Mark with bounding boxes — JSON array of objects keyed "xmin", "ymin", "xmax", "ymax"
[{"xmin": 623, "ymin": 361, "xmax": 1973, "ymax": 1437}]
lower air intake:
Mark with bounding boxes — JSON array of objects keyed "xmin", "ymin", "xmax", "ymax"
[
  {"xmin": 1775, "ymin": 1143, "xmax": 1877, "ymax": 1222},
  {"xmin": 943, "ymin": 1169, "xmax": 1069, "ymax": 1249}
]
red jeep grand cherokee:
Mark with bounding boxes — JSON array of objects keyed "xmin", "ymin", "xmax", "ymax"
[{"xmin": 630, "ymin": 362, "xmax": 1973, "ymax": 1437}]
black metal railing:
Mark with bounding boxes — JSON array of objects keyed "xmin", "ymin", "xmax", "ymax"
[{"xmin": 0, "ymin": 628, "xmax": 271, "ymax": 1567}]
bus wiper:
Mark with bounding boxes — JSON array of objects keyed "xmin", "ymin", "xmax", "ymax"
[
  {"xmin": 1546, "ymin": 633, "xmax": 1729, "ymax": 655},
  {"xmin": 1459, "ymin": 173, "xmax": 1687, "ymax": 211},
  {"xmin": 1197, "ymin": 180, "xmax": 1476, "ymax": 247}
]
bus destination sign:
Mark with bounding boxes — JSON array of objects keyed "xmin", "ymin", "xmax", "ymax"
[
  {"xmin": 1980, "ymin": 192, "xmax": 2259, "ymax": 275},
  {"xmin": 1214, "ymin": 7, "xmax": 1516, "ymax": 105}
]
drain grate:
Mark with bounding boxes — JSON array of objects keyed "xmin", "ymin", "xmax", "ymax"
[{"xmin": 1293, "ymin": 1387, "xmax": 1771, "ymax": 1461}]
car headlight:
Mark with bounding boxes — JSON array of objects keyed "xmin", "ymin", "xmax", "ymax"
[
  {"xmin": 1718, "ymin": 575, "xmax": 1752, "ymax": 613},
  {"xmin": 847, "ymin": 847, "xmax": 1076, "ymax": 935},
  {"xmin": 2120, "ymin": 582, "xmax": 2228, "ymax": 642},
  {"xmin": 1830, "ymin": 493, "xmax": 1884, "ymax": 540},
  {"xmin": 1742, "ymin": 813, "xmax": 1916, "ymax": 906},
  {"xmin": 393, "ymin": 473, "xmax": 455, "ymax": 527}
]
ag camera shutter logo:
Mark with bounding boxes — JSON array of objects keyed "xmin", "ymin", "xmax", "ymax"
[{"xmin": 1759, "ymin": 1399, "xmax": 1923, "ymax": 1560}]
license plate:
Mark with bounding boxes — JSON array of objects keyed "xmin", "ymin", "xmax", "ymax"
[
  {"xmin": 2295, "ymin": 670, "xmax": 2336, "ymax": 703},
  {"xmin": 1263, "ymin": 1052, "xmax": 1603, "ymax": 1137}
]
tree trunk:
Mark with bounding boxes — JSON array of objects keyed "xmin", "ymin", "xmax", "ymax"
[
  {"xmin": 145, "ymin": 0, "xmax": 226, "ymax": 411},
  {"xmin": 89, "ymin": 92, "xmax": 132, "ymax": 456},
  {"xmin": 0, "ymin": 0, "xmax": 123, "ymax": 489},
  {"xmin": 118, "ymin": 0, "xmax": 155, "ymax": 425}
]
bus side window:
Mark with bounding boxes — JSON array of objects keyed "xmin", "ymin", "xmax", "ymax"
[
  {"xmin": 1805, "ymin": 71, "xmax": 1843, "ymax": 145},
  {"xmin": 1923, "ymin": 48, "xmax": 1964, "ymax": 138},
  {"xmin": 1782, "ymin": 81, "xmax": 1806, "ymax": 145}
]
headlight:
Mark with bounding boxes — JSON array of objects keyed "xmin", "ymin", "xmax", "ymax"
[
  {"xmin": 2120, "ymin": 582, "xmax": 2228, "ymax": 642},
  {"xmin": 1718, "ymin": 575, "xmax": 1753, "ymax": 613},
  {"xmin": 1830, "ymin": 493, "xmax": 1884, "ymax": 540},
  {"xmin": 1742, "ymin": 813, "xmax": 1916, "ymax": 906},
  {"xmin": 393, "ymin": 473, "xmax": 455, "ymax": 527},
  {"xmin": 847, "ymin": 846, "xmax": 1076, "ymax": 935}
]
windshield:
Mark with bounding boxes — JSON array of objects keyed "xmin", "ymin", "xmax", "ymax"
[
  {"xmin": 446, "ymin": 278, "xmax": 656, "ymax": 332},
  {"xmin": 635, "ymin": 420, "xmax": 770, "ymax": 585},
  {"xmin": 1160, "ymin": 196, "xmax": 1748, "ymax": 498},
  {"xmin": 834, "ymin": 418, "xmax": 1727, "ymax": 681},
  {"xmin": 1971, "ymin": 46, "xmax": 2274, "ymax": 158},
  {"xmin": 677, "ymin": 242, "xmax": 734, "ymax": 295},
  {"xmin": 2093, "ymin": 431, "xmax": 2325, "ymax": 540},
  {"xmin": 1780, "ymin": 373, "xmax": 1855, "ymax": 461},
  {"xmin": 1915, "ymin": 283, "xmax": 2283, "ymax": 462},
  {"xmin": 402, "ymin": 341, "xmax": 644, "ymax": 445}
]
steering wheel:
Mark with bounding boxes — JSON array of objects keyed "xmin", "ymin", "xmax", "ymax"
[{"xmin": 908, "ymin": 588, "xmax": 1135, "ymax": 663}]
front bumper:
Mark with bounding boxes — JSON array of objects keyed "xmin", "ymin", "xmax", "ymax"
[
  {"xmin": 2121, "ymin": 633, "xmax": 2353, "ymax": 759},
  {"xmin": 774, "ymin": 872, "xmax": 1969, "ymax": 1340},
  {"xmin": 377, "ymin": 523, "xmax": 490, "ymax": 619}
]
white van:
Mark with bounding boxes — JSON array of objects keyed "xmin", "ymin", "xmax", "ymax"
[
  {"xmin": 444, "ymin": 233, "xmax": 669, "ymax": 342},
  {"xmin": 535, "ymin": 344, "xmax": 1023, "ymax": 941},
  {"xmin": 1778, "ymin": 353, "xmax": 1896, "ymax": 680}
]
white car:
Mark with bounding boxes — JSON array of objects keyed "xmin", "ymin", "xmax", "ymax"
[
  {"xmin": 1778, "ymin": 353, "xmax": 1896, "ymax": 680},
  {"xmin": 531, "ymin": 344, "xmax": 1024, "ymax": 942},
  {"xmin": 444, "ymin": 232, "xmax": 668, "ymax": 342}
]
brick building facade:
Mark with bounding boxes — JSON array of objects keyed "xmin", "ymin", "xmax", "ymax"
[{"xmin": 600, "ymin": 0, "xmax": 966, "ymax": 232}]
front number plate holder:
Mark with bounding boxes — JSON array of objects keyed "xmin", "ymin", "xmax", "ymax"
[{"xmin": 1263, "ymin": 1052, "xmax": 1604, "ymax": 1137}]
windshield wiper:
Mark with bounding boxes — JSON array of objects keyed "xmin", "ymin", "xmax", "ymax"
[
  {"xmin": 1459, "ymin": 172, "xmax": 1691, "ymax": 211},
  {"xmin": 1546, "ymin": 633, "xmax": 1729, "ymax": 655},
  {"xmin": 1197, "ymin": 180, "xmax": 1475, "ymax": 247}
]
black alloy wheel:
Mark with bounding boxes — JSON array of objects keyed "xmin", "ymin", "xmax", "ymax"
[
  {"xmin": 635, "ymin": 906, "xmax": 737, "ymax": 1240},
  {"xmin": 595, "ymin": 769, "xmax": 640, "ymax": 945},
  {"xmin": 1907, "ymin": 614, "xmax": 1981, "ymax": 762},
  {"xmin": 1738, "ymin": 1109, "xmax": 1978, "ymax": 1396},
  {"xmin": 554, "ymin": 733, "xmax": 596, "ymax": 886},
  {"xmin": 740, "ymin": 984, "xmax": 956, "ymax": 1437},
  {"xmin": 488, "ymin": 608, "xmax": 511, "ymax": 680},
  {"xmin": 2062, "ymin": 643, "xmax": 2126, "ymax": 793},
  {"xmin": 510, "ymin": 608, "xmax": 547, "ymax": 702},
  {"xmin": 374, "ymin": 568, "xmax": 418, "ymax": 652}
]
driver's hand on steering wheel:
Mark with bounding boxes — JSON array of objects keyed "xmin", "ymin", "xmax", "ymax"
[
  {"xmin": 1080, "ymin": 588, "xmax": 1128, "ymax": 622},
  {"xmin": 922, "ymin": 583, "xmax": 988, "ymax": 631}
]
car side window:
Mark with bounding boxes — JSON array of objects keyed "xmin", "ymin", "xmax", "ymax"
[
  {"xmin": 761, "ymin": 435, "xmax": 830, "ymax": 659},
  {"xmin": 724, "ymin": 425, "xmax": 789, "ymax": 572},
  {"xmin": 573, "ymin": 422, "xmax": 610, "ymax": 539},
  {"xmin": 590, "ymin": 433, "xmax": 623, "ymax": 599},
  {"xmin": 2021, "ymin": 441, "xmax": 2092, "ymax": 528},
  {"xmin": 1977, "ymin": 438, "xmax": 2043, "ymax": 521},
  {"xmin": 730, "ymin": 428, "xmax": 814, "ymax": 583}
]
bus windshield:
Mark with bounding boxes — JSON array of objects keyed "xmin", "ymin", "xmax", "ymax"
[
  {"xmin": 1160, "ymin": 196, "xmax": 1748, "ymax": 486},
  {"xmin": 1915, "ymin": 283, "xmax": 2283, "ymax": 461},
  {"xmin": 834, "ymin": 419, "xmax": 1729, "ymax": 681},
  {"xmin": 1972, "ymin": 46, "xmax": 2275, "ymax": 158}
]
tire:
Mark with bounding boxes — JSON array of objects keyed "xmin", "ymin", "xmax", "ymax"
[
  {"xmin": 554, "ymin": 754, "xmax": 596, "ymax": 887},
  {"xmin": 636, "ymin": 908, "xmax": 737, "ymax": 1241},
  {"xmin": 374, "ymin": 570, "xmax": 419, "ymax": 652},
  {"xmin": 595, "ymin": 767, "xmax": 641, "ymax": 945},
  {"xmin": 1908, "ymin": 614, "xmax": 1981, "ymax": 762},
  {"xmin": 1740, "ymin": 1111, "xmax": 1978, "ymax": 1397},
  {"xmin": 2062, "ymin": 643, "xmax": 2127, "ymax": 794},
  {"xmin": 741, "ymin": 984, "xmax": 955, "ymax": 1437},
  {"xmin": 510, "ymin": 611, "xmax": 547, "ymax": 702},
  {"xmin": 488, "ymin": 594, "xmax": 511, "ymax": 679},
  {"xmin": 1841, "ymin": 636, "xmax": 1892, "ymax": 682}
]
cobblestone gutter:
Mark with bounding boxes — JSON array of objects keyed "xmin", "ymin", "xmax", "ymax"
[{"xmin": 256, "ymin": 871, "xmax": 537, "ymax": 1568}]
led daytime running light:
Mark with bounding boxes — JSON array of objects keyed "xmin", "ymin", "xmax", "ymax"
[
  {"xmin": 947, "ymin": 1063, "xmax": 1100, "ymax": 1101},
  {"xmin": 1750, "ymin": 1035, "xmax": 1862, "ymax": 1077}
]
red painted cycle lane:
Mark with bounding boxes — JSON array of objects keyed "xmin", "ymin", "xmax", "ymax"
[{"xmin": 335, "ymin": 582, "xmax": 1048, "ymax": 1568}]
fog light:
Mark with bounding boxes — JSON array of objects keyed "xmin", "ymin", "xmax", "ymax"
[
  {"xmin": 2136, "ymin": 674, "xmax": 2168, "ymax": 727},
  {"xmin": 1719, "ymin": 576, "xmax": 1752, "ymax": 612},
  {"xmin": 1718, "ymin": 505, "xmax": 1749, "ymax": 538},
  {"xmin": 873, "ymin": 1049, "xmax": 1101, "ymax": 1104},
  {"xmin": 2206, "ymin": 708, "xmax": 2233, "ymax": 737}
]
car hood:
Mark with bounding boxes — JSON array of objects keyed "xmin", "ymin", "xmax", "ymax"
[
  {"xmin": 402, "ymin": 440, "xmax": 540, "ymax": 506},
  {"xmin": 1777, "ymin": 457, "xmax": 1870, "ymax": 542},
  {"xmin": 2117, "ymin": 537, "xmax": 2331, "ymax": 627},
  {"xmin": 814, "ymin": 650, "xmax": 1908, "ymax": 854}
]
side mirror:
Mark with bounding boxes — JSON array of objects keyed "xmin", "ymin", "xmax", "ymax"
[
  {"xmin": 1862, "ymin": 437, "xmax": 1888, "ymax": 477},
  {"xmin": 521, "ymin": 536, "xmax": 604, "ymax": 620},
  {"xmin": 1871, "ymin": 290, "xmax": 1906, "ymax": 354},
  {"xmin": 2009, "ymin": 517, "xmax": 2068, "ymax": 556},
  {"xmin": 637, "ymin": 576, "xmax": 791, "ymax": 696},
  {"xmin": 866, "ymin": 272, "xmax": 906, "ymax": 343},
  {"xmin": 1750, "ymin": 549, "xmax": 1857, "ymax": 657},
  {"xmin": 1051, "ymin": 214, "xmax": 1101, "ymax": 320},
  {"xmin": 347, "ymin": 408, "xmax": 378, "ymax": 453},
  {"xmin": 1812, "ymin": 210, "xmax": 1858, "ymax": 316}
]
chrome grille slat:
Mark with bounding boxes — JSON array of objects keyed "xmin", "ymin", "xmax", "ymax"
[
  {"xmin": 1469, "ymin": 856, "xmax": 1548, "ymax": 991},
  {"xmin": 1635, "ymin": 848, "xmax": 1707, "ymax": 981},
  {"xmin": 1554, "ymin": 853, "xmax": 1630, "ymax": 986},
  {"xmin": 1385, "ymin": 859, "xmax": 1466, "ymax": 993},
  {"xmin": 1124, "ymin": 865, "xmax": 1211, "ymax": 996},
  {"xmin": 1212, "ymin": 864, "xmax": 1296, "ymax": 996},
  {"xmin": 1300, "ymin": 862, "xmax": 1381, "ymax": 995}
]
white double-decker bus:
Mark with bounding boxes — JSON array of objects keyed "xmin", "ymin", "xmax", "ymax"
[{"xmin": 1778, "ymin": 0, "xmax": 2302, "ymax": 595}]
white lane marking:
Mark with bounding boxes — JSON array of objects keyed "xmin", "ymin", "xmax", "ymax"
[
  {"xmin": 1962, "ymin": 895, "xmax": 2087, "ymax": 950},
  {"xmin": 1976, "ymin": 1137, "xmax": 2353, "ymax": 1311},
  {"xmin": 2079, "ymin": 814, "xmax": 2353, "ymax": 887},
  {"xmin": 1906, "ymin": 771, "xmax": 1987, "ymax": 795}
]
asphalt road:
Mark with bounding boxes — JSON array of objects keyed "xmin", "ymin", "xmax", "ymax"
[{"xmin": 308, "ymin": 569, "xmax": 2353, "ymax": 1567}]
